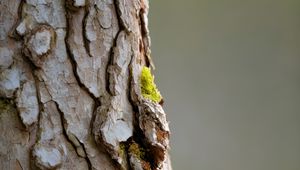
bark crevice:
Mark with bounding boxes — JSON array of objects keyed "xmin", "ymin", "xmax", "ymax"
[
  {"xmin": 82, "ymin": 6, "xmax": 93, "ymax": 58},
  {"xmin": 65, "ymin": 7, "xmax": 98, "ymax": 101},
  {"xmin": 53, "ymin": 100, "xmax": 92, "ymax": 169}
]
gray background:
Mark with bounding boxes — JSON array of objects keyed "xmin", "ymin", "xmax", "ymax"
[{"xmin": 149, "ymin": 0, "xmax": 300, "ymax": 169}]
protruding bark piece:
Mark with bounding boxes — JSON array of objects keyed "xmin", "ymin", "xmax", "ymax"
[
  {"xmin": 130, "ymin": 49, "xmax": 170, "ymax": 169},
  {"xmin": 16, "ymin": 21, "xmax": 27, "ymax": 36},
  {"xmin": 32, "ymin": 143, "xmax": 64, "ymax": 169},
  {"xmin": 0, "ymin": 47, "xmax": 13, "ymax": 70},
  {"xmin": 34, "ymin": 100, "xmax": 89, "ymax": 169},
  {"xmin": 0, "ymin": 64, "xmax": 20, "ymax": 98},
  {"xmin": 73, "ymin": 0, "xmax": 86, "ymax": 7},
  {"xmin": 66, "ymin": 0, "xmax": 86, "ymax": 12},
  {"xmin": 138, "ymin": 100, "xmax": 170, "ymax": 168},
  {"xmin": 16, "ymin": 81, "xmax": 39, "ymax": 127},
  {"xmin": 24, "ymin": 25, "xmax": 56, "ymax": 67}
]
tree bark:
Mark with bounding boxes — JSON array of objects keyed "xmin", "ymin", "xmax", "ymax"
[{"xmin": 0, "ymin": 0, "xmax": 171, "ymax": 169}]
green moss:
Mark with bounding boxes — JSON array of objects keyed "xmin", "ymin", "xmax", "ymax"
[
  {"xmin": 140, "ymin": 66, "xmax": 162, "ymax": 103},
  {"xmin": 117, "ymin": 143, "xmax": 129, "ymax": 169},
  {"xmin": 119, "ymin": 143, "xmax": 126, "ymax": 158},
  {"xmin": 128, "ymin": 142, "xmax": 145, "ymax": 160}
]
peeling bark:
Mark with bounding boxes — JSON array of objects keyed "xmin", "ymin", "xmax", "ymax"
[{"xmin": 0, "ymin": 0, "xmax": 171, "ymax": 169}]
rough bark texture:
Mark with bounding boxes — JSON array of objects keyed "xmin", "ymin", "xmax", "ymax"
[{"xmin": 0, "ymin": 0, "xmax": 171, "ymax": 169}]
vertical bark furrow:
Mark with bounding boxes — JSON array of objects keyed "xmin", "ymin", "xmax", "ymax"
[
  {"xmin": 138, "ymin": 0, "xmax": 154, "ymax": 69},
  {"xmin": 65, "ymin": 7, "xmax": 98, "ymax": 100},
  {"xmin": 66, "ymin": 0, "xmax": 119, "ymax": 99},
  {"xmin": 115, "ymin": 0, "xmax": 140, "ymax": 33},
  {"xmin": 93, "ymin": 31, "xmax": 134, "ymax": 169},
  {"xmin": 65, "ymin": 1, "xmax": 121, "ymax": 169},
  {"xmin": 82, "ymin": 7, "xmax": 93, "ymax": 58}
]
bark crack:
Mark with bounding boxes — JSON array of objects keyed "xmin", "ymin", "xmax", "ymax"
[
  {"xmin": 82, "ymin": 6, "xmax": 92, "ymax": 58},
  {"xmin": 53, "ymin": 100, "xmax": 92, "ymax": 170},
  {"xmin": 105, "ymin": 29, "xmax": 122, "ymax": 96},
  {"xmin": 9, "ymin": 0, "xmax": 24, "ymax": 39},
  {"xmin": 113, "ymin": 0, "xmax": 127, "ymax": 32},
  {"xmin": 65, "ymin": 9, "xmax": 98, "ymax": 101}
]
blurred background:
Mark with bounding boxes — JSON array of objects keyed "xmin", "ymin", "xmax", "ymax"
[{"xmin": 148, "ymin": 0, "xmax": 300, "ymax": 169}]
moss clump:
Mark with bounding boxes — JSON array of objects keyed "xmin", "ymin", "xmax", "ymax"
[
  {"xmin": 119, "ymin": 143, "xmax": 126, "ymax": 158},
  {"xmin": 128, "ymin": 142, "xmax": 145, "ymax": 160},
  {"xmin": 140, "ymin": 66, "xmax": 162, "ymax": 103}
]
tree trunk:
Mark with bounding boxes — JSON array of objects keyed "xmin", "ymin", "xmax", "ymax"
[{"xmin": 0, "ymin": 0, "xmax": 171, "ymax": 169}]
